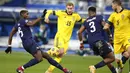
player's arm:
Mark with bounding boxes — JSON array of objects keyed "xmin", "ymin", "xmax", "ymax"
[
  {"xmin": 26, "ymin": 18, "xmax": 42, "ymax": 26},
  {"xmin": 44, "ymin": 10, "xmax": 60, "ymax": 23},
  {"xmin": 78, "ymin": 25, "xmax": 85, "ymax": 42},
  {"xmin": 103, "ymin": 21, "xmax": 113, "ymax": 41},
  {"xmin": 26, "ymin": 9, "xmax": 47, "ymax": 26},
  {"xmin": 5, "ymin": 27, "xmax": 17, "ymax": 54},
  {"xmin": 77, "ymin": 14, "xmax": 86, "ymax": 23},
  {"xmin": 102, "ymin": 15, "xmax": 113, "ymax": 44},
  {"xmin": 103, "ymin": 13, "xmax": 113, "ymax": 30},
  {"xmin": 78, "ymin": 24, "xmax": 86, "ymax": 50}
]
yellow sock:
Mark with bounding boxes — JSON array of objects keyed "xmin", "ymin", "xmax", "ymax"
[{"xmin": 47, "ymin": 57, "xmax": 62, "ymax": 72}]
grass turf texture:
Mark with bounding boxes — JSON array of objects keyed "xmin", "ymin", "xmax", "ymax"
[{"xmin": 0, "ymin": 51, "xmax": 129, "ymax": 73}]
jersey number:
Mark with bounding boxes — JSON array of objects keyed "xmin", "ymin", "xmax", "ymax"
[
  {"xmin": 66, "ymin": 21, "xmax": 71, "ymax": 26},
  {"xmin": 89, "ymin": 21, "xmax": 96, "ymax": 33},
  {"xmin": 18, "ymin": 27, "xmax": 23, "ymax": 37}
]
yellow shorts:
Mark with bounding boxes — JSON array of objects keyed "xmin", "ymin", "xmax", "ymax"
[
  {"xmin": 53, "ymin": 35, "xmax": 69, "ymax": 54},
  {"xmin": 114, "ymin": 37, "xmax": 130, "ymax": 54}
]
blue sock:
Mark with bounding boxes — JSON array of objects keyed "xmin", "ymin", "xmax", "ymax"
[
  {"xmin": 94, "ymin": 61, "xmax": 106, "ymax": 69},
  {"xmin": 47, "ymin": 58, "xmax": 64, "ymax": 71},
  {"xmin": 23, "ymin": 58, "xmax": 40, "ymax": 69},
  {"xmin": 122, "ymin": 56, "xmax": 128, "ymax": 64},
  {"xmin": 110, "ymin": 66, "xmax": 116, "ymax": 73}
]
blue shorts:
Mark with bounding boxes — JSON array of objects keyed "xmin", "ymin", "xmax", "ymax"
[
  {"xmin": 22, "ymin": 38, "xmax": 41, "ymax": 55},
  {"xmin": 90, "ymin": 40, "xmax": 112, "ymax": 58}
]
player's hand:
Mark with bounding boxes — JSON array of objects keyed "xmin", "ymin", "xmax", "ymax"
[
  {"xmin": 41, "ymin": 9, "xmax": 47, "ymax": 18},
  {"xmin": 80, "ymin": 43, "xmax": 84, "ymax": 50},
  {"xmin": 5, "ymin": 46, "xmax": 12, "ymax": 54},
  {"xmin": 44, "ymin": 18, "xmax": 50, "ymax": 23}
]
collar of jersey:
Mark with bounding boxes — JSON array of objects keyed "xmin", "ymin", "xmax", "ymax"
[
  {"xmin": 116, "ymin": 7, "xmax": 124, "ymax": 13},
  {"xmin": 65, "ymin": 10, "xmax": 73, "ymax": 15}
]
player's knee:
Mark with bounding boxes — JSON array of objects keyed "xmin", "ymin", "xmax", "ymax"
[
  {"xmin": 111, "ymin": 57, "xmax": 115, "ymax": 62},
  {"xmin": 37, "ymin": 57, "xmax": 43, "ymax": 62},
  {"xmin": 115, "ymin": 58, "xmax": 120, "ymax": 63},
  {"xmin": 108, "ymin": 56, "xmax": 115, "ymax": 63},
  {"xmin": 34, "ymin": 50, "xmax": 43, "ymax": 62}
]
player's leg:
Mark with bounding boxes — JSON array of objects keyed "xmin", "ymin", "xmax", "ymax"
[
  {"xmin": 89, "ymin": 41, "xmax": 116, "ymax": 73},
  {"xmin": 107, "ymin": 63, "xmax": 117, "ymax": 73},
  {"xmin": 42, "ymin": 51, "xmax": 71, "ymax": 73},
  {"xmin": 106, "ymin": 43, "xmax": 117, "ymax": 73},
  {"xmin": 121, "ymin": 51, "xmax": 129, "ymax": 65},
  {"xmin": 121, "ymin": 39, "xmax": 130, "ymax": 65},
  {"xmin": 46, "ymin": 36, "xmax": 68, "ymax": 73},
  {"xmin": 46, "ymin": 48, "xmax": 63, "ymax": 73},
  {"xmin": 114, "ymin": 42, "xmax": 124, "ymax": 73},
  {"xmin": 17, "ymin": 48, "xmax": 43, "ymax": 73},
  {"xmin": 115, "ymin": 53, "xmax": 123, "ymax": 73}
]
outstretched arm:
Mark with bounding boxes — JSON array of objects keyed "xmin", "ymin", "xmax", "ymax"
[
  {"xmin": 44, "ymin": 10, "xmax": 54, "ymax": 23},
  {"xmin": 8, "ymin": 27, "xmax": 17, "ymax": 45},
  {"xmin": 5, "ymin": 27, "xmax": 17, "ymax": 54},
  {"xmin": 27, "ymin": 9, "xmax": 47, "ymax": 26},
  {"xmin": 26, "ymin": 18, "xmax": 42, "ymax": 26}
]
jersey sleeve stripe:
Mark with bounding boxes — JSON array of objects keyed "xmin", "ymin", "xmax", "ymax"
[
  {"xmin": 106, "ymin": 21, "xmax": 113, "ymax": 25},
  {"xmin": 78, "ymin": 18, "xmax": 82, "ymax": 22},
  {"xmin": 53, "ymin": 11, "xmax": 55, "ymax": 15}
]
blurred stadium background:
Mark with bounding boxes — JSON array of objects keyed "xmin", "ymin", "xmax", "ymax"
[
  {"xmin": 0, "ymin": 0, "xmax": 130, "ymax": 54},
  {"xmin": 0, "ymin": 0, "xmax": 130, "ymax": 73}
]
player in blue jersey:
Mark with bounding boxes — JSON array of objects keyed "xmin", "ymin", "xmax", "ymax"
[
  {"xmin": 5, "ymin": 10, "xmax": 72, "ymax": 73},
  {"xmin": 78, "ymin": 7, "xmax": 116, "ymax": 73}
]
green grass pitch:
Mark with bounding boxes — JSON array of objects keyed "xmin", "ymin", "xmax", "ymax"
[{"xmin": 0, "ymin": 51, "xmax": 129, "ymax": 73}]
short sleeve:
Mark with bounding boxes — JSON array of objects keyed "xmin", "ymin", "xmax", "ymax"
[
  {"xmin": 14, "ymin": 23, "xmax": 18, "ymax": 30},
  {"xmin": 128, "ymin": 10, "xmax": 130, "ymax": 18},
  {"xmin": 76, "ymin": 13, "xmax": 82, "ymax": 22},
  {"xmin": 54, "ymin": 10, "xmax": 62, "ymax": 16},
  {"xmin": 24, "ymin": 19, "xmax": 29, "ymax": 26},
  {"xmin": 82, "ymin": 20, "xmax": 87, "ymax": 28},
  {"xmin": 100, "ymin": 15, "xmax": 105, "ymax": 21},
  {"xmin": 107, "ymin": 14, "xmax": 114, "ymax": 25},
  {"xmin": 25, "ymin": 19, "xmax": 29, "ymax": 23}
]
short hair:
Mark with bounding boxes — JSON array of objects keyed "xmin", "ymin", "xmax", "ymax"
[
  {"xmin": 66, "ymin": 2, "xmax": 74, "ymax": 7},
  {"xmin": 88, "ymin": 6, "xmax": 96, "ymax": 12},
  {"xmin": 112, "ymin": 0, "xmax": 122, "ymax": 5},
  {"xmin": 20, "ymin": 10, "xmax": 28, "ymax": 16}
]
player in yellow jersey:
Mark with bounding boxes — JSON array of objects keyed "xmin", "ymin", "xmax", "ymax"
[
  {"xmin": 104, "ymin": 0, "xmax": 130, "ymax": 73},
  {"xmin": 44, "ymin": 2, "xmax": 85, "ymax": 73}
]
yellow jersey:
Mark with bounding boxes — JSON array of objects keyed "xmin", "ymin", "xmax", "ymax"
[
  {"xmin": 45, "ymin": 10, "xmax": 85, "ymax": 42},
  {"xmin": 108, "ymin": 9, "xmax": 130, "ymax": 42}
]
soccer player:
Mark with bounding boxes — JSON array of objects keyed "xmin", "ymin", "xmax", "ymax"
[
  {"xmin": 5, "ymin": 9, "xmax": 72, "ymax": 73},
  {"xmin": 104, "ymin": 0, "xmax": 130, "ymax": 73},
  {"xmin": 44, "ymin": 2, "xmax": 85, "ymax": 73},
  {"xmin": 78, "ymin": 7, "xmax": 117, "ymax": 73}
]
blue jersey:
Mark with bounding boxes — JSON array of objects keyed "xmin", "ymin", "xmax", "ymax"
[
  {"xmin": 14, "ymin": 19, "xmax": 32, "ymax": 41},
  {"xmin": 83, "ymin": 15, "xmax": 104, "ymax": 44}
]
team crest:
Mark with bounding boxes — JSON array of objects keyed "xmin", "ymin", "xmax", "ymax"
[{"xmin": 121, "ymin": 14, "xmax": 124, "ymax": 19}]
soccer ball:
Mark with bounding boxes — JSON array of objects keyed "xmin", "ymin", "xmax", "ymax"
[{"xmin": 49, "ymin": 47, "xmax": 60, "ymax": 57}]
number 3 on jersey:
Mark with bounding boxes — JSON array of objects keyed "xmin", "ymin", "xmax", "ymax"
[
  {"xmin": 18, "ymin": 27, "xmax": 23, "ymax": 37},
  {"xmin": 89, "ymin": 21, "xmax": 96, "ymax": 33}
]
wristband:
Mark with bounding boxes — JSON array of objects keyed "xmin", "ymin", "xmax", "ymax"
[
  {"xmin": 80, "ymin": 41, "xmax": 83, "ymax": 44},
  {"xmin": 8, "ymin": 45, "xmax": 11, "ymax": 47}
]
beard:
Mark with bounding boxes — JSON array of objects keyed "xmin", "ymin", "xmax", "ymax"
[{"xmin": 114, "ymin": 8, "xmax": 117, "ymax": 12}]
